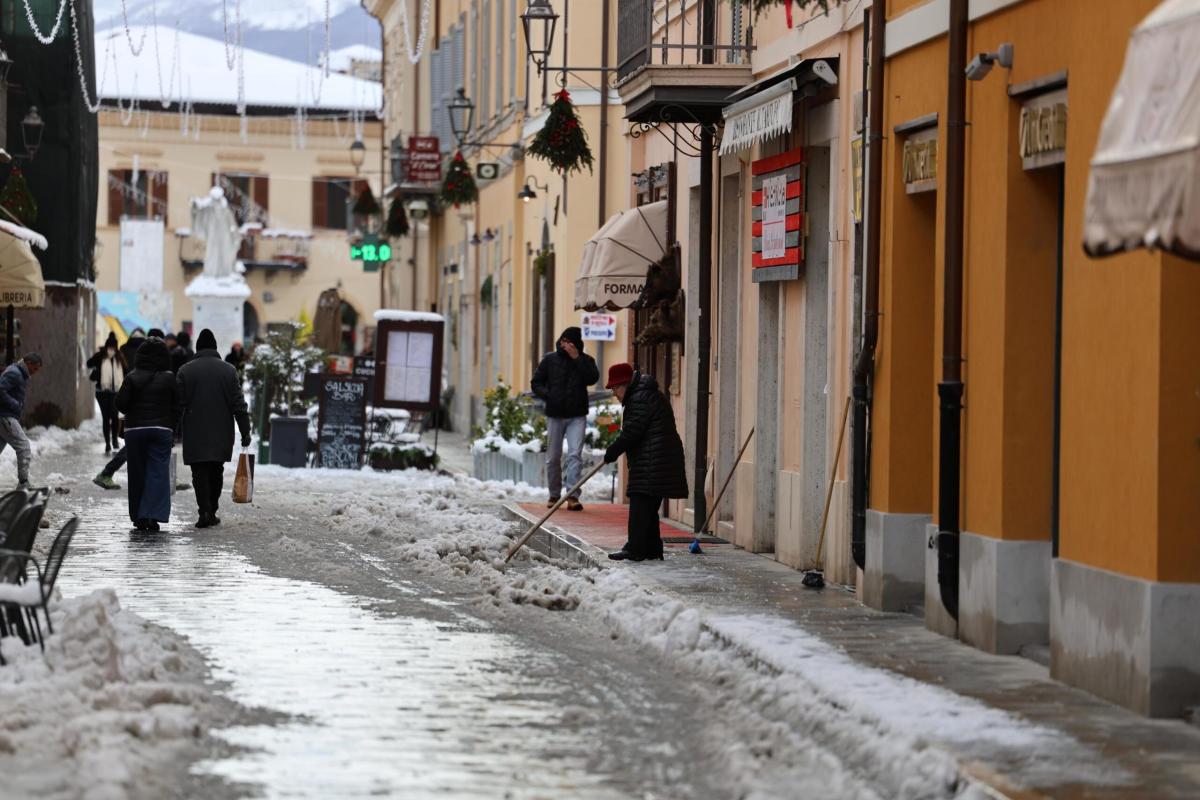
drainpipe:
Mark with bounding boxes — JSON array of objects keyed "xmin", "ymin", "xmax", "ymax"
[
  {"xmin": 851, "ymin": 0, "xmax": 884, "ymax": 570},
  {"xmin": 937, "ymin": 0, "xmax": 969, "ymax": 620},
  {"xmin": 692, "ymin": 0, "xmax": 715, "ymax": 533}
]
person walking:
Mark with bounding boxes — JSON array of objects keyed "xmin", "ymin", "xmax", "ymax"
[
  {"xmin": 172, "ymin": 331, "xmax": 194, "ymax": 373},
  {"xmin": 602, "ymin": 363, "xmax": 688, "ymax": 562},
  {"xmin": 115, "ymin": 337, "xmax": 181, "ymax": 531},
  {"xmin": 0, "ymin": 354, "xmax": 42, "ymax": 490},
  {"xmin": 177, "ymin": 329, "xmax": 251, "ymax": 528},
  {"xmin": 93, "ymin": 333, "xmax": 148, "ymax": 490},
  {"xmin": 531, "ymin": 327, "xmax": 599, "ymax": 511},
  {"xmin": 87, "ymin": 333, "xmax": 126, "ymax": 453},
  {"xmin": 224, "ymin": 340, "xmax": 247, "ymax": 372},
  {"xmin": 120, "ymin": 328, "xmax": 146, "ymax": 366}
]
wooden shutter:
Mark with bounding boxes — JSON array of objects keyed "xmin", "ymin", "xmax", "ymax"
[
  {"xmin": 252, "ymin": 175, "xmax": 269, "ymax": 224},
  {"xmin": 312, "ymin": 179, "xmax": 327, "ymax": 228},
  {"xmin": 107, "ymin": 170, "xmax": 124, "ymax": 226},
  {"xmin": 151, "ymin": 172, "xmax": 168, "ymax": 225}
]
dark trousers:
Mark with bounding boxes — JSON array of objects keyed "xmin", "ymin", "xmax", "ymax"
[
  {"xmin": 125, "ymin": 428, "xmax": 173, "ymax": 524},
  {"xmin": 96, "ymin": 391, "xmax": 118, "ymax": 449},
  {"xmin": 624, "ymin": 493, "xmax": 665, "ymax": 559},
  {"xmin": 101, "ymin": 446, "xmax": 127, "ymax": 477},
  {"xmin": 190, "ymin": 462, "xmax": 224, "ymax": 517}
]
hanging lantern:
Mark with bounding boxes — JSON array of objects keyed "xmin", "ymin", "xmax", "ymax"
[
  {"xmin": 21, "ymin": 106, "xmax": 44, "ymax": 161},
  {"xmin": 521, "ymin": 0, "xmax": 559, "ymax": 75}
]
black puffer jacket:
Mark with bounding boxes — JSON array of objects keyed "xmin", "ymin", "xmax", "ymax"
[
  {"xmin": 605, "ymin": 373, "xmax": 688, "ymax": 498},
  {"xmin": 530, "ymin": 328, "xmax": 599, "ymax": 418},
  {"xmin": 115, "ymin": 338, "xmax": 183, "ymax": 431}
]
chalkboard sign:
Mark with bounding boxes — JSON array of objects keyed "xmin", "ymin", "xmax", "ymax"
[{"xmin": 317, "ymin": 376, "xmax": 368, "ymax": 470}]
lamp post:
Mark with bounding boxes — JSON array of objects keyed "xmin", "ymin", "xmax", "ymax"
[
  {"xmin": 0, "ymin": 50, "xmax": 13, "ymax": 84},
  {"xmin": 517, "ymin": 176, "xmax": 549, "ymax": 203},
  {"xmin": 349, "ymin": 138, "xmax": 367, "ymax": 174},
  {"xmin": 448, "ymin": 89, "xmax": 475, "ymax": 148},
  {"xmin": 520, "ymin": 0, "xmax": 559, "ymax": 76},
  {"xmin": 21, "ymin": 106, "xmax": 43, "ymax": 161}
]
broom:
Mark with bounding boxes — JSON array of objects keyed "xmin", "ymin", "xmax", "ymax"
[
  {"xmin": 690, "ymin": 427, "xmax": 755, "ymax": 554},
  {"xmin": 504, "ymin": 460, "xmax": 607, "ymax": 563},
  {"xmin": 802, "ymin": 397, "xmax": 852, "ymax": 590}
]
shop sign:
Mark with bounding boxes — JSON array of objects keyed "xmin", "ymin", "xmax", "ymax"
[
  {"xmin": 751, "ymin": 148, "xmax": 804, "ymax": 277},
  {"xmin": 580, "ymin": 312, "xmax": 617, "ymax": 341},
  {"xmin": 720, "ymin": 79, "xmax": 796, "ymax": 155},
  {"xmin": 406, "ymin": 136, "xmax": 442, "ymax": 183},
  {"xmin": 902, "ymin": 128, "xmax": 938, "ymax": 194},
  {"xmin": 1020, "ymin": 89, "xmax": 1068, "ymax": 170}
]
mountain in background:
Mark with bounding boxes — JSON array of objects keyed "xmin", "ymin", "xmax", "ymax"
[{"xmin": 92, "ymin": 0, "xmax": 382, "ymax": 65}]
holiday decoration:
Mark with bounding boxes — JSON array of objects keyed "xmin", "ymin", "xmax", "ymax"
[
  {"xmin": 386, "ymin": 196, "xmax": 410, "ymax": 237},
  {"xmin": 0, "ymin": 166, "xmax": 38, "ymax": 227},
  {"xmin": 528, "ymin": 90, "xmax": 594, "ymax": 176},
  {"xmin": 441, "ymin": 152, "xmax": 478, "ymax": 208},
  {"xmin": 727, "ymin": 0, "xmax": 834, "ymax": 27},
  {"xmin": 353, "ymin": 185, "xmax": 382, "ymax": 217}
]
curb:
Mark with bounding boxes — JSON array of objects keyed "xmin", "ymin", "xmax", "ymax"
[{"xmin": 501, "ymin": 503, "xmax": 610, "ymax": 568}]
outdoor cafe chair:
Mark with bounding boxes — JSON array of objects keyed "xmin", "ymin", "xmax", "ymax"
[
  {"xmin": 0, "ymin": 498, "xmax": 49, "ymax": 649},
  {"xmin": 0, "ymin": 517, "xmax": 78, "ymax": 664},
  {"xmin": 0, "ymin": 489, "xmax": 29, "ymax": 544}
]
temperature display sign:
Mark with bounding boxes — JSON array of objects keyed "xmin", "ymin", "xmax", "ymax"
[{"xmin": 350, "ymin": 236, "xmax": 392, "ymax": 263}]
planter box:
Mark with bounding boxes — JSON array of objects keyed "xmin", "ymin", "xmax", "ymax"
[{"xmin": 472, "ymin": 447, "xmax": 614, "ymax": 490}]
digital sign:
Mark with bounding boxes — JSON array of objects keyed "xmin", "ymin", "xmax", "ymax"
[{"xmin": 350, "ymin": 239, "xmax": 392, "ymax": 263}]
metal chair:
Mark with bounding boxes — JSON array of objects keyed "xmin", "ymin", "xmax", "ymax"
[
  {"xmin": 0, "ymin": 517, "xmax": 79, "ymax": 662},
  {"xmin": 0, "ymin": 499, "xmax": 49, "ymax": 649},
  {"xmin": 0, "ymin": 490, "xmax": 29, "ymax": 545}
]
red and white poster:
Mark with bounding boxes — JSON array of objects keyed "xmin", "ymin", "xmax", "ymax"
[
  {"xmin": 406, "ymin": 136, "xmax": 442, "ymax": 183},
  {"xmin": 751, "ymin": 148, "xmax": 804, "ymax": 271}
]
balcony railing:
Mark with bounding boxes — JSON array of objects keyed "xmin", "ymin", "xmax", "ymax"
[
  {"xmin": 178, "ymin": 230, "xmax": 310, "ymax": 272},
  {"xmin": 616, "ymin": 0, "xmax": 754, "ymax": 84}
]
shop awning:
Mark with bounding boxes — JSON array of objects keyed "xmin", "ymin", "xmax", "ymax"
[
  {"xmin": 574, "ymin": 200, "xmax": 669, "ymax": 311},
  {"xmin": 719, "ymin": 58, "xmax": 838, "ymax": 156},
  {"xmin": 1084, "ymin": 0, "xmax": 1200, "ymax": 259},
  {"xmin": 0, "ymin": 228, "xmax": 45, "ymax": 308}
]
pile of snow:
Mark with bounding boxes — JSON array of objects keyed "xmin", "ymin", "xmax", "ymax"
[
  {"xmin": 0, "ymin": 219, "xmax": 49, "ymax": 251},
  {"xmin": 373, "ymin": 309, "xmax": 444, "ymax": 323},
  {"xmin": 185, "ymin": 273, "xmax": 252, "ymax": 299},
  {"xmin": 0, "ymin": 590, "xmax": 228, "ymax": 799}
]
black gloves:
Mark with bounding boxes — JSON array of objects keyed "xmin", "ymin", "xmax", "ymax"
[
  {"xmin": 604, "ymin": 447, "xmax": 618, "ymax": 464},
  {"xmin": 241, "ymin": 435, "xmax": 252, "ymax": 448}
]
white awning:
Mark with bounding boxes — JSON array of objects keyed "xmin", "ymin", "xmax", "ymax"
[
  {"xmin": 1084, "ymin": 0, "xmax": 1200, "ymax": 259},
  {"xmin": 0, "ymin": 230, "xmax": 45, "ymax": 308},
  {"xmin": 719, "ymin": 78, "xmax": 796, "ymax": 155},
  {"xmin": 574, "ymin": 200, "xmax": 669, "ymax": 311}
]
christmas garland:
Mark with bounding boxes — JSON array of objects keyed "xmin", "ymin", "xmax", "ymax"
[
  {"xmin": 727, "ymin": 0, "xmax": 836, "ymax": 26},
  {"xmin": 385, "ymin": 196, "xmax": 409, "ymax": 237},
  {"xmin": 528, "ymin": 90, "xmax": 594, "ymax": 176},
  {"xmin": 441, "ymin": 152, "xmax": 478, "ymax": 208},
  {"xmin": 352, "ymin": 184, "xmax": 381, "ymax": 217},
  {"xmin": 0, "ymin": 166, "xmax": 38, "ymax": 227}
]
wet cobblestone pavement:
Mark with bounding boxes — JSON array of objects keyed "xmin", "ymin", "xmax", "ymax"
[{"xmin": 46, "ymin": 440, "xmax": 720, "ymax": 799}]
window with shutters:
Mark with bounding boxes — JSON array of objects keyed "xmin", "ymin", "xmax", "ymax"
[
  {"xmin": 311, "ymin": 177, "xmax": 364, "ymax": 230},
  {"xmin": 509, "ymin": 0, "xmax": 517, "ymax": 106},
  {"xmin": 431, "ymin": 39, "xmax": 447, "ymax": 152},
  {"xmin": 495, "ymin": 0, "xmax": 505, "ymax": 113},
  {"xmin": 106, "ymin": 169, "xmax": 168, "ymax": 226},
  {"xmin": 214, "ymin": 172, "xmax": 269, "ymax": 226},
  {"xmin": 482, "ymin": 1, "xmax": 491, "ymax": 122},
  {"xmin": 471, "ymin": 8, "xmax": 479, "ymax": 134}
]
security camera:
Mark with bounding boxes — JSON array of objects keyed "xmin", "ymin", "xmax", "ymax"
[
  {"xmin": 966, "ymin": 43, "xmax": 1014, "ymax": 81},
  {"xmin": 812, "ymin": 59, "xmax": 837, "ymax": 86},
  {"xmin": 407, "ymin": 199, "xmax": 430, "ymax": 220}
]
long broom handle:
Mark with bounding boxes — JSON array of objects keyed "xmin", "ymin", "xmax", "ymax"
[
  {"xmin": 697, "ymin": 427, "xmax": 756, "ymax": 536},
  {"xmin": 504, "ymin": 460, "xmax": 608, "ymax": 563},
  {"xmin": 813, "ymin": 397, "xmax": 852, "ymax": 570}
]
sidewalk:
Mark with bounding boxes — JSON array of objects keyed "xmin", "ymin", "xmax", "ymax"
[
  {"xmin": 422, "ymin": 427, "xmax": 474, "ymax": 476},
  {"xmin": 504, "ymin": 502, "xmax": 1200, "ymax": 799}
]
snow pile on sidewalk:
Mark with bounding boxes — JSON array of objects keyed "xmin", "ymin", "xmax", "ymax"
[{"xmin": 0, "ymin": 590, "xmax": 226, "ymax": 799}]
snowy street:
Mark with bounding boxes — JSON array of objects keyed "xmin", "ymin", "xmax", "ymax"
[{"xmin": 2, "ymin": 423, "xmax": 1197, "ymax": 799}]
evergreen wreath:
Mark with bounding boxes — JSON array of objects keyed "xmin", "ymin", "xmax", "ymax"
[
  {"xmin": 385, "ymin": 196, "xmax": 410, "ymax": 237},
  {"xmin": 352, "ymin": 184, "xmax": 382, "ymax": 217},
  {"xmin": 528, "ymin": 90, "xmax": 594, "ymax": 176},
  {"xmin": 441, "ymin": 152, "xmax": 478, "ymax": 208},
  {"xmin": 0, "ymin": 166, "xmax": 38, "ymax": 227}
]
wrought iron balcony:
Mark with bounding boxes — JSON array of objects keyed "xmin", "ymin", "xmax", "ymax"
[
  {"xmin": 178, "ymin": 228, "xmax": 310, "ymax": 273},
  {"xmin": 616, "ymin": 0, "xmax": 755, "ymax": 124}
]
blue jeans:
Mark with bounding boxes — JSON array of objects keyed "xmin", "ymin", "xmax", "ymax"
[
  {"xmin": 545, "ymin": 416, "xmax": 586, "ymax": 499},
  {"xmin": 125, "ymin": 428, "xmax": 173, "ymax": 523}
]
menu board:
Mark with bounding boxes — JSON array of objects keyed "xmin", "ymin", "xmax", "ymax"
[
  {"xmin": 374, "ymin": 319, "xmax": 443, "ymax": 413},
  {"xmin": 317, "ymin": 376, "xmax": 368, "ymax": 470}
]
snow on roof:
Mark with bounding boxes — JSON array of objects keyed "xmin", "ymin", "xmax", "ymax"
[
  {"xmin": 185, "ymin": 273, "xmax": 252, "ymax": 298},
  {"xmin": 324, "ymin": 44, "xmax": 382, "ymax": 73},
  {"xmin": 95, "ymin": 27, "xmax": 382, "ymax": 112},
  {"xmin": 0, "ymin": 220, "xmax": 48, "ymax": 251},
  {"xmin": 374, "ymin": 310, "xmax": 445, "ymax": 323}
]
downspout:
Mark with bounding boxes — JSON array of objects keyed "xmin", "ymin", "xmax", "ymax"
[
  {"xmin": 937, "ymin": 0, "xmax": 969, "ymax": 619},
  {"xmin": 693, "ymin": 0, "xmax": 716, "ymax": 533},
  {"xmin": 851, "ymin": 0, "xmax": 884, "ymax": 570}
]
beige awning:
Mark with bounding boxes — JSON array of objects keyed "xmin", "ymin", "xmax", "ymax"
[
  {"xmin": 0, "ymin": 229, "xmax": 45, "ymax": 308},
  {"xmin": 1084, "ymin": 0, "xmax": 1200, "ymax": 259},
  {"xmin": 574, "ymin": 200, "xmax": 669, "ymax": 311}
]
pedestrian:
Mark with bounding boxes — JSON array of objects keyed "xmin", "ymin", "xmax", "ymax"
[
  {"xmin": 177, "ymin": 329, "xmax": 251, "ymax": 528},
  {"xmin": 120, "ymin": 328, "xmax": 146, "ymax": 366},
  {"xmin": 93, "ymin": 333, "xmax": 148, "ymax": 491},
  {"xmin": 0, "ymin": 354, "xmax": 42, "ymax": 490},
  {"xmin": 531, "ymin": 327, "xmax": 599, "ymax": 512},
  {"xmin": 87, "ymin": 333, "xmax": 126, "ymax": 453},
  {"xmin": 224, "ymin": 340, "xmax": 247, "ymax": 372},
  {"xmin": 173, "ymin": 331, "xmax": 194, "ymax": 372},
  {"xmin": 602, "ymin": 363, "xmax": 688, "ymax": 562},
  {"xmin": 115, "ymin": 337, "xmax": 182, "ymax": 531}
]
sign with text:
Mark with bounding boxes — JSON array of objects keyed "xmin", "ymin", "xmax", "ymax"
[
  {"xmin": 353, "ymin": 356, "xmax": 376, "ymax": 399},
  {"xmin": 751, "ymin": 148, "xmax": 804, "ymax": 274},
  {"xmin": 317, "ymin": 376, "xmax": 368, "ymax": 470},
  {"xmin": 350, "ymin": 234, "xmax": 392, "ymax": 263},
  {"xmin": 406, "ymin": 136, "xmax": 442, "ymax": 183},
  {"xmin": 581, "ymin": 312, "xmax": 617, "ymax": 341},
  {"xmin": 760, "ymin": 174, "xmax": 788, "ymax": 260},
  {"xmin": 374, "ymin": 318, "xmax": 444, "ymax": 413}
]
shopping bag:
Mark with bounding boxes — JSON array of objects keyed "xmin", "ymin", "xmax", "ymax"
[{"xmin": 233, "ymin": 451, "xmax": 255, "ymax": 504}]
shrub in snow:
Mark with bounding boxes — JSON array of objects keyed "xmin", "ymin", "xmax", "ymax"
[
  {"xmin": 471, "ymin": 381, "xmax": 546, "ymax": 455},
  {"xmin": 246, "ymin": 321, "xmax": 325, "ymax": 428},
  {"xmin": 368, "ymin": 443, "xmax": 439, "ymax": 471},
  {"xmin": 585, "ymin": 402, "xmax": 623, "ymax": 451}
]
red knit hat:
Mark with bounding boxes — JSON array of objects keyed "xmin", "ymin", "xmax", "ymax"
[{"xmin": 605, "ymin": 362, "xmax": 634, "ymax": 389}]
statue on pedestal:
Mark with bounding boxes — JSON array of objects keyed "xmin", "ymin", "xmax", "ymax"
[
  {"xmin": 186, "ymin": 187, "xmax": 250, "ymax": 351},
  {"xmin": 190, "ymin": 187, "xmax": 242, "ymax": 278}
]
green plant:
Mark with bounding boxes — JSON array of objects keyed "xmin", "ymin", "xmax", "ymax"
[
  {"xmin": 480, "ymin": 275, "xmax": 494, "ymax": 307},
  {"xmin": 473, "ymin": 381, "xmax": 543, "ymax": 451},
  {"xmin": 528, "ymin": 89, "xmax": 594, "ymax": 176},
  {"xmin": 369, "ymin": 445, "xmax": 439, "ymax": 471},
  {"xmin": 441, "ymin": 151, "xmax": 478, "ymax": 207},
  {"xmin": 385, "ymin": 196, "xmax": 409, "ymax": 237},
  {"xmin": 245, "ymin": 321, "xmax": 326, "ymax": 429},
  {"xmin": 1, "ymin": 166, "xmax": 38, "ymax": 227},
  {"xmin": 533, "ymin": 250, "xmax": 552, "ymax": 277}
]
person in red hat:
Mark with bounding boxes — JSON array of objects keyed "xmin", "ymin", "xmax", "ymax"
[{"xmin": 602, "ymin": 362, "xmax": 689, "ymax": 561}]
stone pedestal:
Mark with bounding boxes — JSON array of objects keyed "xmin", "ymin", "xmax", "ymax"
[{"xmin": 185, "ymin": 274, "xmax": 249, "ymax": 353}]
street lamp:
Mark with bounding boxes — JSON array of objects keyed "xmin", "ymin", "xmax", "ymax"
[
  {"xmin": 349, "ymin": 138, "xmax": 367, "ymax": 174},
  {"xmin": 0, "ymin": 50, "xmax": 13, "ymax": 85},
  {"xmin": 21, "ymin": 106, "xmax": 43, "ymax": 161},
  {"xmin": 517, "ymin": 176, "xmax": 549, "ymax": 203},
  {"xmin": 521, "ymin": 0, "xmax": 559, "ymax": 76},
  {"xmin": 448, "ymin": 89, "xmax": 475, "ymax": 147}
]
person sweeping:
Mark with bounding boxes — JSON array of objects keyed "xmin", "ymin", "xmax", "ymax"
[{"xmin": 602, "ymin": 363, "xmax": 688, "ymax": 562}]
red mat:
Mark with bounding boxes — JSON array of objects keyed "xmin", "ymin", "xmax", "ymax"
[{"xmin": 519, "ymin": 502, "xmax": 695, "ymax": 550}]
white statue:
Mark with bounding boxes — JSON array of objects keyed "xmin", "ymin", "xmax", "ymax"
[{"xmin": 190, "ymin": 187, "xmax": 242, "ymax": 279}]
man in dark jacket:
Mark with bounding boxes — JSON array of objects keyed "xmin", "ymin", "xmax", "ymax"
[
  {"xmin": 172, "ymin": 331, "xmax": 194, "ymax": 373},
  {"xmin": 531, "ymin": 327, "xmax": 599, "ymax": 511},
  {"xmin": 603, "ymin": 363, "xmax": 688, "ymax": 561},
  {"xmin": 120, "ymin": 328, "xmax": 146, "ymax": 367},
  {"xmin": 116, "ymin": 338, "xmax": 182, "ymax": 530},
  {"xmin": 225, "ymin": 340, "xmax": 247, "ymax": 372},
  {"xmin": 177, "ymin": 329, "xmax": 251, "ymax": 528},
  {"xmin": 0, "ymin": 354, "xmax": 42, "ymax": 490}
]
